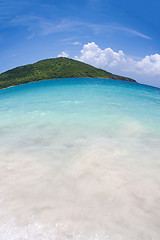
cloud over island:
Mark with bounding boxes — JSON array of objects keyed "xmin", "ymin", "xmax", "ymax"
[
  {"xmin": 74, "ymin": 42, "xmax": 160, "ymax": 76},
  {"xmin": 57, "ymin": 51, "xmax": 69, "ymax": 58}
]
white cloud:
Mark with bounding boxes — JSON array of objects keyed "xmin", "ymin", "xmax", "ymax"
[
  {"xmin": 57, "ymin": 51, "xmax": 69, "ymax": 58},
  {"xmin": 75, "ymin": 42, "xmax": 160, "ymax": 76},
  {"xmin": 72, "ymin": 41, "xmax": 81, "ymax": 45},
  {"xmin": 135, "ymin": 54, "xmax": 160, "ymax": 75},
  {"xmin": 7, "ymin": 14, "xmax": 151, "ymax": 40},
  {"xmin": 87, "ymin": 24, "xmax": 151, "ymax": 39},
  {"xmin": 110, "ymin": 26, "xmax": 151, "ymax": 40}
]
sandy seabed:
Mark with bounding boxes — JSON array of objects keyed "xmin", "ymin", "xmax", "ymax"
[{"xmin": 0, "ymin": 78, "xmax": 160, "ymax": 239}]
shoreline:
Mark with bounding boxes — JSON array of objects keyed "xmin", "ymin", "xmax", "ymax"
[{"xmin": 0, "ymin": 76, "xmax": 138, "ymax": 91}]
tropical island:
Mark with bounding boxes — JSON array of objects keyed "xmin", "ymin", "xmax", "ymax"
[{"xmin": 0, "ymin": 57, "xmax": 136, "ymax": 89}]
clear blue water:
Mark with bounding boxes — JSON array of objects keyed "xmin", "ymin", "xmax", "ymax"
[{"xmin": 0, "ymin": 78, "xmax": 160, "ymax": 239}]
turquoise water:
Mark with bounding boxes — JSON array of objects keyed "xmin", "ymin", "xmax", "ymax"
[{"xmin": 0, "ymin": 78, "xmax": 160, "ymax": 239}]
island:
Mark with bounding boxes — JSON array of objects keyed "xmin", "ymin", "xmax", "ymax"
[{"xmin": 0, "ymin": 57, "xmax": 136, "ymax": 89}]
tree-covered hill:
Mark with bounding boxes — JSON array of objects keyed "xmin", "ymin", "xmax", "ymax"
[{"xmin": 0, "ymin": 57, "xmax": 136, "ymax": 89}]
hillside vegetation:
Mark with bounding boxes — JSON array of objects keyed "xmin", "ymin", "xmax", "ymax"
[{"xmin": 0, "ymin": 57, "xmax": 136, "ymax": 89}]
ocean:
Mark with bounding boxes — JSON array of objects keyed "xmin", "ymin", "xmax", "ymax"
[{"xmin": 0, "ymin": 78, "xmax": 160, "ymax": 240}]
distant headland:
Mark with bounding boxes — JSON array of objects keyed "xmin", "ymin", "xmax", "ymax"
[{"xmin": 0, "ymin": 57, "xmax": 136, "ymax": 89}]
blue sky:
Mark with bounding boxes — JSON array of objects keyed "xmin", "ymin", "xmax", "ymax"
[{"xmin": 1, "ymin": 0, "xmax": 160, "ymax": 87}]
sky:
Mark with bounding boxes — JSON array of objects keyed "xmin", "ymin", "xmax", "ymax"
[{"xmin": 1, "ymin": 0, "xmax": 160, "ymax": 88}]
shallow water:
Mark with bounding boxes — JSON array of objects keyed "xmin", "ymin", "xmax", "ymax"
[{"xmin": 0, "ymin": 78, "xmax": 160, "ymax": 240}]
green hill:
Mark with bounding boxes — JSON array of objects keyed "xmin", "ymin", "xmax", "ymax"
[{"xmin": 0, "ymin": 57, "xmax": 136, "ymax": 89}]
